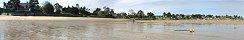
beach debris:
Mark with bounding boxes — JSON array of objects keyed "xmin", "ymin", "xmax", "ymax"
[
  {"xmin": 189, "ymin": 29, "xmax": 195, "ymax": 32},
  {"xmin": 174, "ymin": 29, "xmax": 195, "ymax": 33},
  {"xmin": 234, "ymin": 27, "xmax": 237, "ymax": 29}
]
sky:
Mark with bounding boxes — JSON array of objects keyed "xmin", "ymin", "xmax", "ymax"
[{"xmin": 1, "ymin": 0, "xmax": 244, "ymax": 16}]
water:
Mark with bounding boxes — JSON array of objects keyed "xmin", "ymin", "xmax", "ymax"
[
  {"xmin": 0, "ymin": 21, "xmax": 6, "ymax": 40},
  {"xmin": 1, "ymin": 21, "xmax": 244, "ymax": 40}
]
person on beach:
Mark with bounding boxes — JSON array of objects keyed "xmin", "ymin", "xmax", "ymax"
[{"xmin": 132, "ymin": 19, "xmax": 135, "ymax": 23}]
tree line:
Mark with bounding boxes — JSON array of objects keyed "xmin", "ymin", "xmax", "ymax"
[{"xmin": 4, "ymin": 1, "xmax": 242, "ymax": 20}]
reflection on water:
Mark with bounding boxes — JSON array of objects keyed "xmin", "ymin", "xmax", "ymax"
[
  {"xmin": 1, "ymin": 21, "xmax": 244, "ymax": 40},
  {"xmin": 0, "ymin": 21, "xmax": 5, "ymax": 40}
]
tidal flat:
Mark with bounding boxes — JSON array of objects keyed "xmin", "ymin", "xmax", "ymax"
[{"xmin": 0, "ymin": 16, "xmax": 243, "ymax": 40}]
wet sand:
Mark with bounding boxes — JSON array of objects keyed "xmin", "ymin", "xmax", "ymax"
[
  {"xmin": 0, "ymin": 16, "xmax": 244, "ymax": 40},
  {"xmin": 2, "ymin": 20, "xmax": 244, "ymax": 40}
]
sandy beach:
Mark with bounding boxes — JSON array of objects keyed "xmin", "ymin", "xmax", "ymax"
[
  {"xmin": 136, "ymin": 20, "xmax": 244, "ymax": 24},
  {"xmin": 0, "ymin": 16, "xmax": 130, "ymax": 22},
  {"xmin": 0, "ymin": 16, "xmax": 244, "ymax": 24}
]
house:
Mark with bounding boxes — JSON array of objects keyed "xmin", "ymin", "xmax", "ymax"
[{"xmin": 3, "ymin": 0, "xmax": 39, "ymax": 16}]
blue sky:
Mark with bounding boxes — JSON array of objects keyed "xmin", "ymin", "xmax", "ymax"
[{"xmin": 1, "ymin": 0, "xmax": 244, "ymax": 16}]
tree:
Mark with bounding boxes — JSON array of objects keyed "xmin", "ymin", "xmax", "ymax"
[
  {"xmin": 128, "ymin": 9, "xmax": 137, "ymax": 18},
  {"xmin": 92, "ymin": 8, "xmax": 101, "ymax": 16},
  {"xmin": 63, "ymin": 5, "xmax": 72, "ymax": 13},
  {"xmin": 121, "ymin": 12, "xmax": 127, "ymax": 18},
  {"xmin": 237, "ymin": 16, "xmax": 242, "ymax": 19},
  {"xmin": 137, "ymin": 10, "xmax": 145, "ymax": 18},
  {"xmin": 7, "ymin": 0, "xmax": 20, "ymax": 10},
  {"xmin": 35, "ymin": 5, "xmax": 43, "ymax": 13},
  {"xmin": 0, "ymin": 9, "xmax": 2, "ymax": 15},
  {"xmin": 103, "ymin": 6, "xmax": 110, "ymax": 16},
  {"xmin": 191, "ymin": 14, "xmax": 203, "ymax": 19},
  {"xmin": 206, "ymin": 15, "xmax": 213, "ymax": 18},
  {"xmin": 67, "ymin": 5, "xmax": 70, "ymax": 8},
  {"xmin": 54, "ymin": 3, "xmax": 62, "ymax": 14},
  {"xmin": 42, "ymin": 1, "xmax": 54, "ymax": 13},
  {"xmin": 234, "ymin": 15, "xmax": 238, "ymax": 19},
  {"xmin": 110, "ymin": 9, "xmax": 115, "ymax": 16},
  {"xmin": 166, "ymin": 12, "xmax": 172, "ymax": 17},
  {"xmin": 179, "ymin": 14, "xmax": 185, "ymax": 19},
  {"xmin": 79, "ymin": 6, "xmax": 90, "ymax": 16},
  {"xmin": 71, "ymin": 6, "xmax": 79, "ymax": 15},
  {"xmin": 225, "ymin": 15, "xmax": 232, "ymax": 18},
  {"xmin": 147, "ymin": 12, "xmax": 155, "ymax": 20},
  {"xmin": 172, "ymin": 14, "xmax": 176, "ymax": 19},
  {"xmin": 163, "ymin": 12, "xmax": 166, "ymax": 17},
  {"xmin": 129, "ymin": 9, "xmax": 136, "ymax": 16},
  {"xmin": 98, "ymin": 11, "xmax": 105, "ymax": 17},
  {"xmin": 96, "ymin": 6, "xmax": 114, "ymax": 18},
  {"xmin": 28, "ymin": 0, "xmax": 39, "ymax": 12}
]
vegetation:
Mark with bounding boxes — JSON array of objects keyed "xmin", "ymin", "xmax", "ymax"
[
  {"xmin": 92, "ymin": 8, "xmax": 101, "ymax": 16},
  {"xmin": 0, "ymin": 9, "xmax": 2, "ymax": 15},
  {"xmin": 1, "ymin": 1, "xmax": 243, "ymax": 20},
  {"xmin": 54, "ymin": 3, "xmax": 62, "ymax": 14},
  {"xmin": 42, "ymin": 1, "xmax": 54, "ymax": 13}
]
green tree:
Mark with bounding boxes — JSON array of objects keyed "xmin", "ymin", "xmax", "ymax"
[
  {"xmin": 71, "ymin": 6, "xmax": 79, "ymax": 15},
  {"xmin": 127, "ymin": 9, "xmax": 137, "ymax": 18},
  {"xmin": 166, "ymin": 12, "xmax": 172, "ymax": 17},
  {"xmin": 234, "ymin": 15, "xmax": 238, "ymax": 19},
  {"xmin": 225, "ymin": 15, "xmax": 232, "ymax": 18},
  {"xmin": 42, "ymin": 1, "xmax": 54, "ymax": 13},
  {"xmin": 172, "ymin": 14, "xmax": 176, "ymax": 19},
  {"xmin": 0, "ymin": 9, "xmax": 2, "ymax": 15},
  {"xmin": 215, "ymin": 15, "xmax": 221, "ymax": 18},
  {"xmin": 191, "ymin": 14, "xmax": 203, "ymax": 19},
  {"xmin": 35, "ymin": 6, "xmax": 43, "ymax": 13},
  {"xmin": 121, "ymin": 12, "xmax": 127, "ymax": 18},
  {"xmin": 129, "ymin": 9, "xmax": 136, "ymax": 16},
  {"xmin": 28, "ymin": 0, "xmax": 39, "ymax": 13},
  {"xmin": 92, "ymin": 8, "xmax": 101, "ymax": 16},
  {"xmin": 79, "ymin": 6, "xmax": 90, "ymax": 16},
  {"xmin": 206, "ymin": 15, "xmax": 213, "ymax": 18},
  {"xmin": 179, "ymin": 14, "xmax": 185, "ymax": 19},
  {"xmin": 103, "ymin": 6, "xmax": 110, "ymax": 15},
  {"xmin": 237, "ymin": 16, "xmax": 242, "ymax": 19},
  {"xmin": 110, "ymin": 9, "xmax": 115, "ymax": 16},
  {"xmin": 137, "ymin": 10, "xmax": 145, "ymax": 19},
  {"xmin": 62, "ymin": 5, "xmax": 72, "ymax": 13},
  {"xmin": 147, "ymin": 12, "xmax": 155, "ymax": 20},
  {"xmin": 163, "ymin": 12, "xmax": 166, "ymax": 17},
  {"xmin": 54, "ymin": 3, "xmax": 62, "ymax": 14},
  {"xmin": 96, "ymin": 6, "xmax": 114, "ymax": 18},
  {"xmin": 98, "ymin": 11, "xmax": 105, "ymax": 17}
]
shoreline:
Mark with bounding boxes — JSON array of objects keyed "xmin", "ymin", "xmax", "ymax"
[{"xmin": 0, "ymin": 16, "xmax": 244, "ymax": 24}]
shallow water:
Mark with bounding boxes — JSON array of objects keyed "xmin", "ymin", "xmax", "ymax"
[
  {"xmin": 0, "ymin": 21, "xmax": 6, "ymax": 40},
  {"xmin": 1, "ymin": 21, "xmax": 244, "ymax": 40}
]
